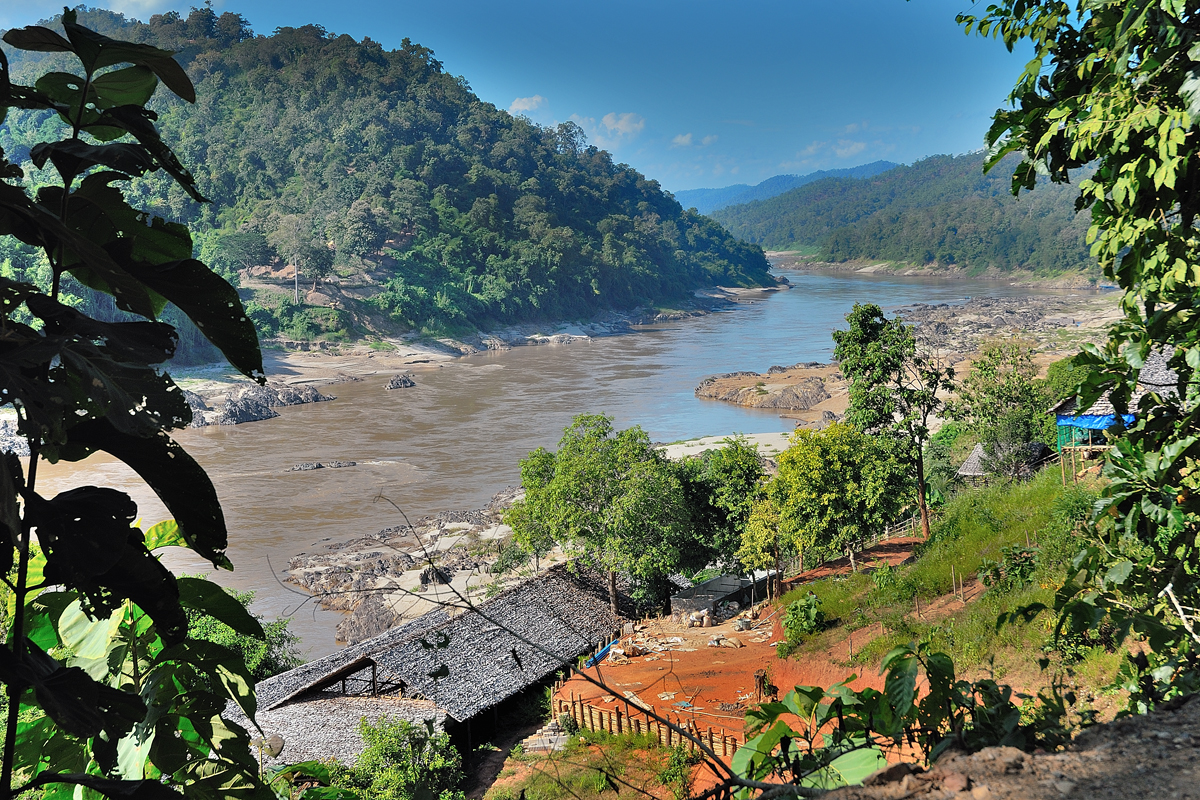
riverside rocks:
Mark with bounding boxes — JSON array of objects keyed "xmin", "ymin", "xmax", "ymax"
[
  {"xmin": 285, "ymin": 486, "xmax": 525, "ymax": 643},
  {"xmin": 696, "ymin": 363, "xmax": 845, "ymax": 423},
  {"xmin": 384, "ymin": 374, "xmax": 415, "ymax": 389},
  {"xmin": 0, "ymin": 419, "xmax": 29, "ymax": 456},
  {"xmin": 190, "ymin": 382, "xmax": 334, "ymax": 427}
]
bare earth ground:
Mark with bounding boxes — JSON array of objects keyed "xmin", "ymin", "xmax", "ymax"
[{"xmin": 831, "ymin": 696, "xmax": 1200, "ymax": 799}]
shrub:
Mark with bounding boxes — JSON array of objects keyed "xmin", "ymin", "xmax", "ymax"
[
  {"xmin": 330, "ymin": 718, "xmax": 465, "ymax": 800},
  {"xmin": 978, "ymin": 545, "xmax": 1039, "ymax": 595},
  {"xmin": 778, "ymin": 592, "xmax": 825, "ymax": 656}
]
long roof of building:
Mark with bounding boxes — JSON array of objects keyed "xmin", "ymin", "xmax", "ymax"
[{"xmin": 254, "ymin": 563, "xmax": 621, "ymax": 723}]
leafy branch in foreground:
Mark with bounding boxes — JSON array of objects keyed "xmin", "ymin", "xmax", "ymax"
[
  {"xmin": 0, "ymin": 9, "xmax": 298, "ymax": 800},
  {"xmin": 960, "ymin": 0, "xmax": 1200, "ymax": 713}
]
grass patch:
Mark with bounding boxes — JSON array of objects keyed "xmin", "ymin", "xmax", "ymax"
[{"xmin": 777, "ymin": 467, "xmax": 1119, "ymax": 687}]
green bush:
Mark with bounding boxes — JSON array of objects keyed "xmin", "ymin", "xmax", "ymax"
[
  {"xmin": 330, "ymin": 718, "xmax": 465, "ymax": 800},
  {"xmin": 185, "ymin": 584, "xmax": 303, "ymax": 682},
  {"xmin": 778, "ymin": 593, "xmax": 825, "ymax": 657},
  {"xmin": 978, "ymin": 545, "xmax": 1039, "ymax": 594}
]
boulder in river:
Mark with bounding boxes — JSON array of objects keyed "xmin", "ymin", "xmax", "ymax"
[
  {"xmin": 385, "ymin": 374, "xmax": 416, "ymax": 390},
  {"xmin": 290, "ymin": 462, "xmax": 323, "ymax": 471},
  {"xmin": 215, "ymin": 391, "xmax": 280, "ymax": 425},
  {"xmin": 269, "ymin": 383, "xmax": 334, "ymax": 406}
]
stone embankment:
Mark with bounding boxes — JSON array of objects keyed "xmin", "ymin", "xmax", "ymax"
[{"xmin": 285, "ymin": 486, "xmax": 544, "ymax": 644}]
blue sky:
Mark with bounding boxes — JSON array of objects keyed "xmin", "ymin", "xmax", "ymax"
[{"xmin": 3, "ymin": 0, "xmax": 1028, "ymax": 192}]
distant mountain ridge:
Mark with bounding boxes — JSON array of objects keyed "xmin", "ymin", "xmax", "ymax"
[
  {"xmin": 674, "ymin": 161, "xmax": 898, "ymax": 215},
  {"xmin": 709, "ymin": 153, "xmax": 1094, "ymax": 276}
]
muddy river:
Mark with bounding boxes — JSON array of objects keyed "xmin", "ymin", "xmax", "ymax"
[{"xmin": 36, "ymin": 268, "xmax": 1086, "ymax": 656}]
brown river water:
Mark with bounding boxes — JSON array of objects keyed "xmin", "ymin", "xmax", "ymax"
[{"xmin": 35, "ymin": 268, "xmax": 1088, "ymax": 657}]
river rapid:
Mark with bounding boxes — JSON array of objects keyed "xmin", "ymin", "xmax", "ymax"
[{"xmin": 36, "ymin": 268, "xmax": 1087, "ymax": 657}]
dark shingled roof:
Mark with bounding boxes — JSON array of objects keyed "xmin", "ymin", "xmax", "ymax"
[{"xmin": 257, "ymin": 563, "xmax": 620, "ymax": 723}]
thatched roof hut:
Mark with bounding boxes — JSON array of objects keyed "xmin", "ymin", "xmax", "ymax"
[
  {"xmin": 233, "ymin": 564, "xmax": 621, "ymax": 765},
  {"xmin": 250, "ymin": 562, "xmax": 620, "ymax": 736},
  {"xmin": 956, "ymin": 441, "xmax": 1051, "ymax": 483}
]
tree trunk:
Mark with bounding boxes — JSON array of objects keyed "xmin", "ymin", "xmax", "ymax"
[
  {"xmin": 608, "ymin": 569, "xmax": 618, "ymax": 616},
  {"xmin": 774, "ymin": 541, "xmax": 782, "ymax": 598},
  {"xmin": 916, "ymin": 452, "xmax": 931, "ymax": 539}
]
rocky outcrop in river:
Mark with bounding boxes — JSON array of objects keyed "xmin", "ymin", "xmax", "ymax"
[
  {"xmin": 191, "ymin": 382, "xmax": 334, "ymax": 427},
  {"xmin": 696, "ymin": 373, "xmax": 831, "ymax": 410}
]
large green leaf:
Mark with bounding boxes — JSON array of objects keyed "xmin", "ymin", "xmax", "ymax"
[
  {"xmin": 177, "ymin": 578, "xmax": 264, "ymax": 639},
  {"xmin": 31, "ymin": 140, "xmax": 155, "ymax": 181},
  {"xmin": 92, "ymin": 66, "xmax": 157, "ymax": 109},
  {"xmin": 60, "ymin": 11, "xmax": 194, "ymax": 102},
  {"xmin": 155, "ymin": 640, "xmax": 257, "ymax": 722},
  {"xmin": 26, "ymin": 773, "xmax": 182, "ymax": 800},
  {"xmin": 1, "ymin": 26, "xmax": 73, "ymax": 53},
  {"xmin": 0, "ymin": 639, "xmax": 145, "ymax": 740},
  {"xmin": 58, "ymin": 600, "xmax": 124, "ymax": 659},
  {"xmin": 62, "ymin": 419, "xmax": 231, "ymax": 569},
  {"xmin": 28, "ymin": 487, "xmax": 187, "ymax": 645},
  {"xmin": 143, "ymin": 520, "xmax": 186, "ymax": 550},
  {"xmin": 123, "ymin": 259, "xmax": 265, "ymax": 383},
  {"xmin": 808, "ymin": 747, "xmax": 889, "ymax": 788}
]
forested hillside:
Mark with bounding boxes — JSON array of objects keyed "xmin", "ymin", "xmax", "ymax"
[
  {"xmin": 709, "ymin": 154, "xmax": 1094, "ymax": 276},
  {"xmin": 674, "ymin": 161, "xmax": 897, "ymax": 215},
  {"xmin": 0, "ymin": 8, "xmax": 771, "ymax": 343}
]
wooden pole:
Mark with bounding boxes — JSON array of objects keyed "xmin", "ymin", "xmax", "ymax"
[{"xmin": 915, "ymin": 596, "xmax": 921, "ymax": 619}]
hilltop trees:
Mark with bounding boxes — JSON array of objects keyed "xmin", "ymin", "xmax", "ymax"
[
  {"xmin": 833, "ymin": 303, "xmax": 954, "ymax": 537},
  {"xmin": 2, "ymin": 8, "xmax": 773, "ymax": 343}
]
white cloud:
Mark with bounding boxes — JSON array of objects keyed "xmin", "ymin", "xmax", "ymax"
[
  {"xmin": 509, "ymin": 95, "xmax": 547, "ymax": 114},
  {"xmin": 801, "ymin": 141, "xmax": 826, "ymax": 156},
  {"xmin": 570, "ymin": 111, "xmax": 645, "ymax": 149},
  {"xmin": 671, "ymin": 133, "xmax": 718, "ymax": 149},
  {"xmin": 835, "ymin": 140, "xmax": 866, "ymax": 158},
  {"xmin": 602, "ymin": 112, "xmax": 645, "ymax": 137}
]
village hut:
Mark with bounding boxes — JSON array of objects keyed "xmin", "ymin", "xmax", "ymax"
[
  {"xmin": 1048, "ymin": 348, "xmax": 1178, "ymax": 482},
  {"xmin": 238, "ymin": 563, "xmax": 621, "ymax": 765},
  {"xmin": 956, "ymin": 441, "xmax": 1051, "ymax": 485}
]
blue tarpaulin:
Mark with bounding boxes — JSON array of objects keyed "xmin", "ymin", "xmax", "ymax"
[{"xmin": 1056, "ymin": 413, "xmax": 1135, "ymax": 430}]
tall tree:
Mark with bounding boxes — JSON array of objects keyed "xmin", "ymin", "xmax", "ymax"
[
  {"xmin": 959, "ymin": 0, "xmax": 1200, "ymax": 710},
  {"xmin": 504, "ymin": 415, "xmax": 695, "ymax": 613},
  {"xmin": 949, "ymin": 338, "xmax": 1053, "ymax": 479},
  {"xmin": 675, "ymin": 436, "xmax": 765, "ymax": 573},
  {"xmin": 832, "ymin": 303, "xmax": 954, "ymax": 538}
]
